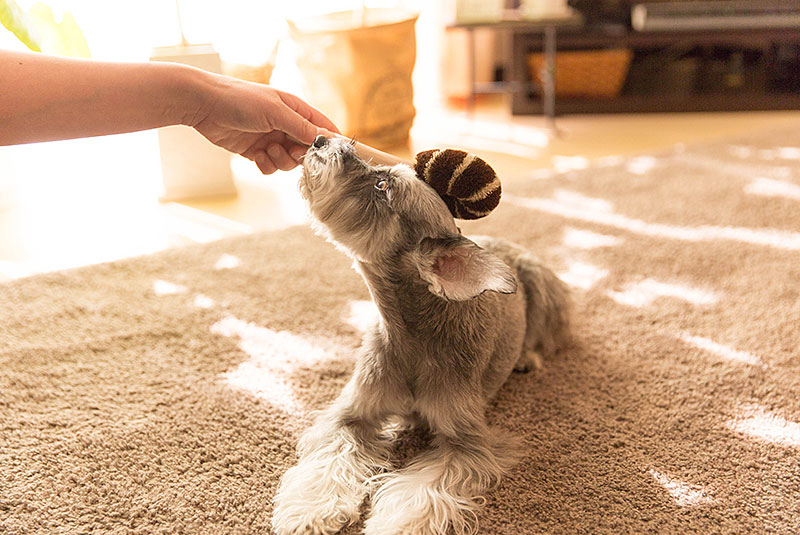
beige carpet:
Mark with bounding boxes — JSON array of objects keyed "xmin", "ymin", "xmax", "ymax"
[{"xmin": 3, "ymin": 127, "xmax": 800, "ymax": 535}]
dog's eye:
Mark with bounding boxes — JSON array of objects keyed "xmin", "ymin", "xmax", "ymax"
[{"xmin": 375, "ymin": 179, "xmax": 389, "ymax": 192}]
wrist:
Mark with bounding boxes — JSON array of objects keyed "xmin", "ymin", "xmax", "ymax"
[{"xmin": 158, "ymin": 61, "xmax": 214, "ymax": 127}]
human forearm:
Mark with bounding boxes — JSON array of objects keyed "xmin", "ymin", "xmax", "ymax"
[
  {"xmin": 0, "ymin": 50, "xmax": 202, "ymax": 145},
  {"xmin": 0, "ymin": 49, "xmax": 340, "ymax": 175}
]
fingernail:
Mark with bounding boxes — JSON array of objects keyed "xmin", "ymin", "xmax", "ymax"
[
  {"xmin": 267, "ymin": 145, "xmax": 281, "ymax": 160},
  {"xmin": 291, "ymin": 149, "xmax": 305, "ymax": 161}
]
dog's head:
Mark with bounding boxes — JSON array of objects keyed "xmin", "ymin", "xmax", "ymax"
[{"xmin": 300, "ymin": 135, "xmax": 516, "ymax": 300}]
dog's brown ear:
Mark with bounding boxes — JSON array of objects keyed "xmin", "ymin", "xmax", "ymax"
[
  {"xmin": 413, "ymin": 149, "xmax": 501, "ymax": 220},
  {"xmin": 414, "ymin": 235, "xmax": 517, "ymax": 301}
]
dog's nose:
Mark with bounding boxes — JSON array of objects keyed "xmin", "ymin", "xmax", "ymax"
[{"xmin": 312, "ymin": 135, "xmax": 328, "ymax": 148}]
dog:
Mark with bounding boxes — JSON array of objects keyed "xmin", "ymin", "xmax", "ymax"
[{"xmin": 272, "ymin": 135, "xmax": 570, "ymax": 535}]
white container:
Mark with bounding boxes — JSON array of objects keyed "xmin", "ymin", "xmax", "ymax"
[
  {"xmin": 455, "ymin": 0, "xmax": 504, "ymax": 23},
  {"xmin": 520, "ymin": 0, "xmax": 571, "ymax": 19},
  {"xmin": 150, "ymin": 44, "xmax": 237, "ymax": 201}
]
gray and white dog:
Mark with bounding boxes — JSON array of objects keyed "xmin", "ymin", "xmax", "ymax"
[{"xmin": 272, "ymin": 135, "xmax": 570, "ymax": 535}]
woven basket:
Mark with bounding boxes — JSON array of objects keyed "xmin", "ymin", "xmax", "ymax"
[{"xmin": 528, "ymin": 49, "xmax": 632, "ymax": 98}]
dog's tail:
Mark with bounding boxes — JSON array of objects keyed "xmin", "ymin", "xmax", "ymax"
[{"xmin": 515, "ymin": 251, "xmax": 571, "ymax": 361}]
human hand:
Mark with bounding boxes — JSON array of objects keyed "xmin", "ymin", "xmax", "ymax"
[{"xmin": 186, "ymin": 71, "xmax": 339, "ymax": 174}]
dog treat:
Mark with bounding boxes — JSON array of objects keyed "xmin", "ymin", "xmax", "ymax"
[
  {"xmin": 414, "ymin": 149, "xmax": 501, "ymax": 220},
  {"xmin": 338, "ymin": 136, "xmax": 502, "ymax": 220},
  {"xmin": 347, "ymin": 138, "xmax": 408, "ymax": 167}
]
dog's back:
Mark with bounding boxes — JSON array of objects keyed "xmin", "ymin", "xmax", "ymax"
[{"xmin": 470, "ymin": 235, "xmax": 571, "ymax": 370}]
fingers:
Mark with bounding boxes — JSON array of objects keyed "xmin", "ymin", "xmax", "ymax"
[
  {"xmin": 253, "ymin": 145, "xmax": 296, "ymax": 174},
  {"xmin": 266, "ymin": 144, "xmax": 298, "ymax": 172},
  {"xmin": 285, "ymin": 140, "xmax": 309, "ymax": 162},
  {"xmin": 251, "ymin": 141, "xmax": 307, "ymax": 175},
  {"xmin": 276, "ymin": 90, "xmax": 341, "ymax": 144},
  {"xmin": 254, "ymin": 151, "xmax": 277, "ymax": 175}
]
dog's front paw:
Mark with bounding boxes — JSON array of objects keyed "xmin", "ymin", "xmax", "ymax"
[
  {"xmin": 364, "ymin": 472, "xmax": 478, "ymax": 535},
  {"xmin": 272, "ymin": 459, "xmax": 365, "ymax": 535},
  {"xmin": 513, "ymin": 349, "xmax": 543, "ymax": 373}
]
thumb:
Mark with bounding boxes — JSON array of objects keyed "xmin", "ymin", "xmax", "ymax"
[
  {"xmin": 275, "ymin": 90, "xmax": 340, "ymax": 145},
  {"xmin": 277, "ymin": 108, "xmax": 321, "ymax": 146}
]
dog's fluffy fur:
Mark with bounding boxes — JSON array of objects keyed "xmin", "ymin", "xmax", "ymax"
[{"xmin": 272, "ymin": 137, "xmax": 570, "ymax": 535}]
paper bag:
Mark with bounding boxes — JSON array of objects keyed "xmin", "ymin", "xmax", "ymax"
[{"xmin": 289, "ymin": 9, "xmax": 418, "ymax": 150}]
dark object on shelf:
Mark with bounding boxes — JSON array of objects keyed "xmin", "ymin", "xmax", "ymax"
[
  {"xmin": 567, "ymin": 0, "xmax": 630, "ymax": 25},
  {"xmin": 694, "ymin": 48, "xmax": 768, "ymax": 94},
  {"xmin": 623, "ymin": 48, "xmax": 698, "ymax": 96},
  {"xmin": 770, "ymin": 43, "xmax": 800, "ymax": 92},
  {"xmin": 631, "ymin": 1, "xmax": 800, "ymax": 32}
]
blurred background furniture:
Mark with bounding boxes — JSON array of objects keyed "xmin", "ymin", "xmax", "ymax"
[
  {"xmin": 450, "ymin": 0, "xmax": 800, "ymax": 115},
  {"xmin": 448, "ymin": 12, "xmax": 582, "ymax": 123}
]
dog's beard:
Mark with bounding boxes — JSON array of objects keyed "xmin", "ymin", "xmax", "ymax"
[
  {"xmin": 301, "ymin": 154, "xmax": 404, "ymax": 265},
  {"xmin": 298, "ymin": 147, "xmax": 345, "ymax": 204}
]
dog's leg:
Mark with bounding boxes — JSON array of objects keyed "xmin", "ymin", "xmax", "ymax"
[
  {"xmin": 513, "ymin": 349, "xmax": 543, "ymax": 372},
  {"xmin": 364, "ymin": 399, "xmax": 520, "ymax": 535},
  {"xmin": 272, "ymin": 368, "xmax": 400, "ymax": 535}
]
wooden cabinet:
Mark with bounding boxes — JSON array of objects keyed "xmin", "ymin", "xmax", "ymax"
[{"xmin": 509, "ymin": 26, "xmax": 800, "ymax": 114}]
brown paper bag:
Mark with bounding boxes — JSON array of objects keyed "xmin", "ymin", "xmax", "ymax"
[{"xmin": 288, "ymin": 9, "xmax": 418, "ymax": 150}]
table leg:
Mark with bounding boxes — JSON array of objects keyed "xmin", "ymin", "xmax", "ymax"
[
  {"xmin": 466, "ymin": 26, "xmax": 476, "ymax": 116},
  {"xmin": 543, "ymin": 24, "xmax": 557, "ymax": 129}
]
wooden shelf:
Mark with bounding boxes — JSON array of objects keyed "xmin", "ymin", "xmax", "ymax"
[
  {"xmin": 507, "ymin": 24, "xmax": 800, "ymax": 115},
  {"xmin": 512, "ymin": 92, "xmax": 800, "ymax": 115}
]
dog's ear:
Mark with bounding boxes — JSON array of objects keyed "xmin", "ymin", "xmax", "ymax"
[{"xmin": 414, "ymin": 235, "xmax": 517, "ymax": 301}]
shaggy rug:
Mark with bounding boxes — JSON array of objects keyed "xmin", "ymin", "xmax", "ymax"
[{"xmin": 2, "ymin": 126, "xmax": 799, "ymax": 535}]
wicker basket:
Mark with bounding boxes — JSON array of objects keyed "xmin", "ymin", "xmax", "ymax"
[{"xmin": 528, "ymin": 49, "xmax": 632, "ymax": 98}]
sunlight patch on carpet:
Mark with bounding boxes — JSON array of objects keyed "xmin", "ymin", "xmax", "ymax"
[
  {"xmin": 505, "ymin": 193, "xmax": 800, "ymax": 250},
  {"xmin": 649, "ymin": 470, "xmax": 713, "ymax": 507},
  {"xmin": 626, "ymin": 156, "xmax": 658, "ymax": 175},
  {"xmin": 562, "ymin": 228, "xmax": 623, "ymax": 249},
  {"xmin": 758, "ymin": 147, "xmax": 800, "ymax": 160},
  {"xmin": 554, "ymin": 189, "xmax": 614, "ymax": 212},
  {"xmin": 223, "ymin": 362, "xmax": 300, "ymax": 414},
  {"xmin": 153, "ymin": 279, "xmax": 188, "ymax": 296},
  {"xmin": 212, "ymin": 315, "xmax": 346, "ymax": 414},
  {"xmin": 214, "ymin": 254, "xmax": 242, "ymax": 270},
  {"xmin": 552, "ymin": 156, "xmax": 590, "ymax": 174},
  {"xmin": 744, "ymin": 178, "xmax": 800, "ymax": 201},
  {"xmin": 677, "ymin": 333, "xmax": 762, "ymax": 366},
  {"xmin": 728, "ymin": 145, "xmax": 755, "ymax": 159},
  {"xmin": 558, "ymin": 261, "xmax": 608, "ymax": 291},
  {"xmin": 607, "ymin": 279, "xmax": 719, "ymax": 308},
  {"xmin": 728, "ymin": 407, "xmax": 800, "ymax": 449},
  {"xmin": 595, "ymin": 155, "xmax": 625, "ymax": 167},
  {"xmin": 528, "ymin": 168, "xmax": 557, "ymax": 180},
  {"xmin": 193, "ymin": 294, "xmax": 216, "ymax": 309}
]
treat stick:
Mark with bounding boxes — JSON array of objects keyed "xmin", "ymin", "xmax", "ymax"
[{"xmin": 333, "ymin": 134, "xmax": 409, "ymax": 167}]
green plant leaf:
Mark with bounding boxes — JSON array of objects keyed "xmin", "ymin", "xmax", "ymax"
[
  {"xmin": 0, "ymin": 0, "xmax": 42, "ymax": 51},
  {"xmin": 0, "ymin": 0, "xmax": 90, "ymax": 57},
  {"xmin": 56, "ymin": 11, "xmax": 90, "ymax": 57}
]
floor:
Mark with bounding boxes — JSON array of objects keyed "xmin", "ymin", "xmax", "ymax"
[{"xmin": 1, "ymin": 97, "xmax": 798, "ymax": 281}]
